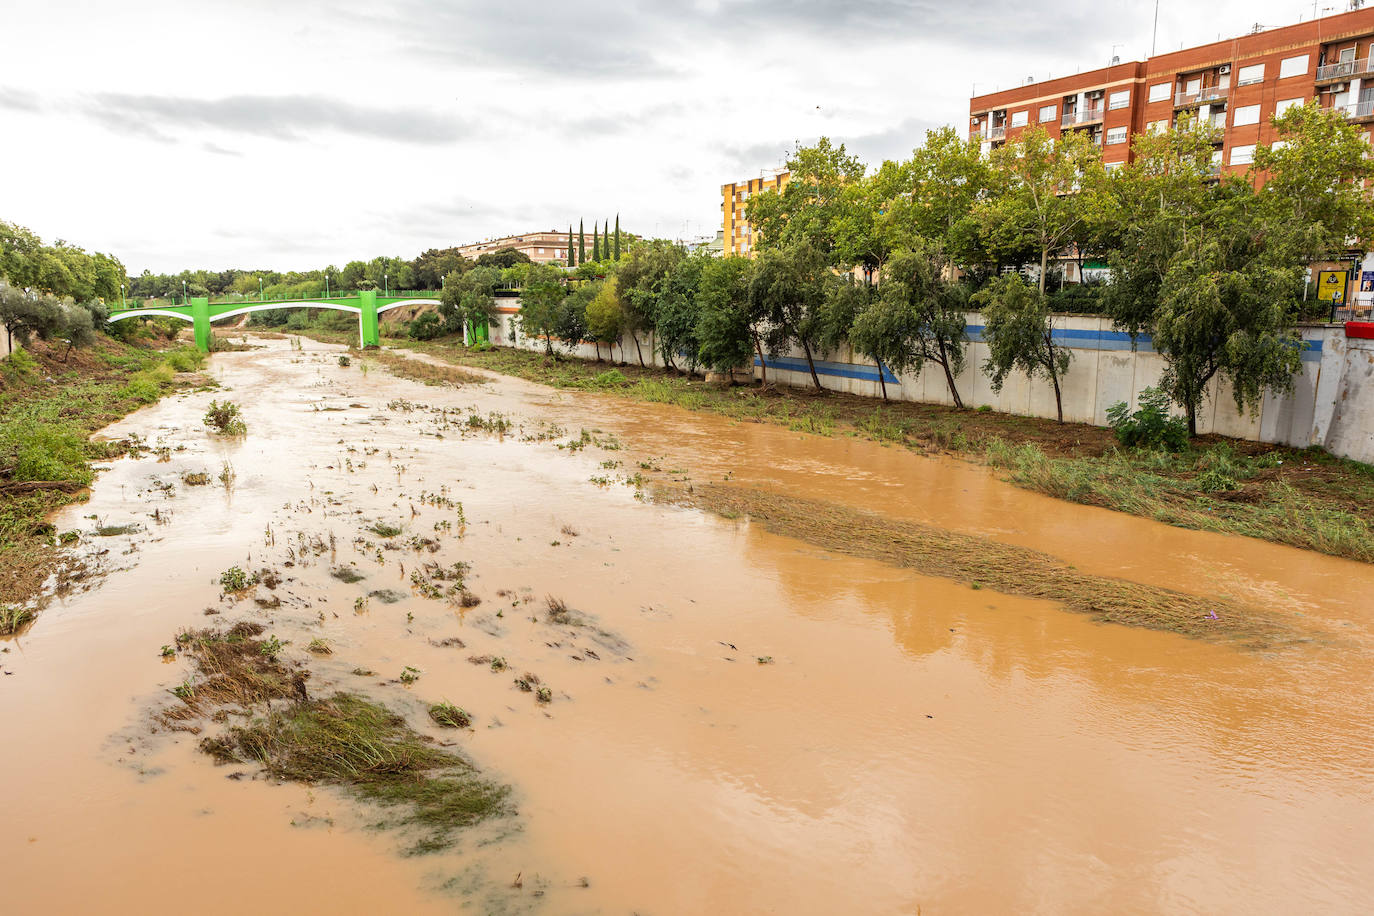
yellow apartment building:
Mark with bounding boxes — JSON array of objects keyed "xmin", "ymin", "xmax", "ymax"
[{"xmin": 721, "ymin": 171, "xmax": 789, "ymax": 257}]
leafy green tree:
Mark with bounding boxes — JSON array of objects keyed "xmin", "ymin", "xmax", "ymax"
[
  {"xmin": 748, "ymin": 138, "xmax": 867, "ymax": 264},
  {"xmin": 695, "ymin": 255, "xmax": 761, "ymax": 380},
  {"xmin": 585, "ymin": 277, "xmax": 625, "ymax": 361},
  {"xmin": 852, "ymin": 243, "xmax": 969, "ymax": 406},
  {"xmin": 748, "ymin": 241, "xmax": 831, "ymax": 390},
  {"xmin": 655, "ymin": 253, "xmax": 707, "ymax": 373},
  {"xmin": 616, "ymin": 239, "xmax": 686, "ymax": 366},
  {"xmin": 977, "ymin": 126, "xmax": 1105, "ymax": 294},
  {"xmin": 976, "ymin": 274, "xmax": 1073, "ymax": 422},
  {"xmin": 475, "ymin": 247, "xmax": 531, "ymax": 270},
  {"xmin": 517, "ymin": 264, "xmax": 566, "ymax": 355},
  {"xmin": 0, "ymin": 282, "xmax": 63, "ymax": 349},
  {"xmin": 555, "ymin": 283, "xmax": 592, "ymax": 355}
]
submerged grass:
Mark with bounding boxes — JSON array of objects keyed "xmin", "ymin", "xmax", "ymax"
[
  {"xmin": 659, "ymin": 482, "xmax": 1310, "ymax": 649},
  {"xmin": 168, "ymin": 623, "xmax": 510, "ymax": 853},
  {"xmin": 341, "ymin": 334, "xmax": 1374, "ymax": 565}
]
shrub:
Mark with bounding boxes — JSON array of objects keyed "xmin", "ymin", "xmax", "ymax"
[
  {"xmin": 1105, "ymin": 387, "xmax": 1188, "ymax": 451},
  {"xmin": 337, "ymin": 355, "xmax": 351, "ymax": 367},
  {"xmin": 7, "ymin": 419, "xmax": 92, "ymax": 485},
  {"xmin": 1, "ymin": 346, "xmax": 38, "ymax": 383},
  {"xmin": 218, "ymin": 566, "xmax": 258, "ymax": 591},
  {"xmin": 203, "ymin": 400, "xmax": 247, "ymax": 435},
  {"xmin": 409, "ymin": 312, "xmax": 444, "ymax": 340},
  {"xmin": 164, "ymin": 348, "xmax": 205, "ymax": 373},
  {"xmin": 590, "ymin": 369, "xmax": 629, "ymax": 388},
  {"xmin": 286, "ymin": 312, "xmax": 311, "ymax": 331}
]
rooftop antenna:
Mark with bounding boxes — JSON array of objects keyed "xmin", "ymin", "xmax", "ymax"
[
  {"xmin": 1151, "ymin": 0, "xmax": 1160, "ymax": 56},
  {"xmin": 1110, "ymin": 44, "xmax": 1123, "ymax": 66}
]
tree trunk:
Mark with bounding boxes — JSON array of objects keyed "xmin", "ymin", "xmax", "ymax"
[
  {"xmin": 876, "ymin": 359, "xmax": 888, "ymax": 400},
  {"xmin": 1039, "ymin": 247, "xmax": 1049, "ymax": 296},
  {"xmin": 632, "ymin": 333, "xmax": 645, "ymax": 367},
  {"xmin": 800, "ymin": 339, "xmax": 823, "ymax": 391},
  {"xmin": 593, "ymin": 341, "xmax": 601, "ymax": 362},
  {"xmin": 544, "ymin": 334, "xmax": 553, "ymax": 356},
  {"xmin": 1048, "ymin": 350, "xmax": 1065, "ymax": 423},
  {"xmin": 937, "ymin": 339, "xmax": 963, "ymax": 408},
  {"xmin": 752, "ymin": 333, "xmax": 767, "ymax": 386}
]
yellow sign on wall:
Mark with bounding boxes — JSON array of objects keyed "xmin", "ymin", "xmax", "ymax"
[{"xmin": 1317, "ymin": 270, "xmax": 1346, "ymax": 302}]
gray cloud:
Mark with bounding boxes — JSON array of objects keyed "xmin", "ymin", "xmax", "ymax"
[
  {"xmin": 81, "ymin": 93, "xmax": 467, "ymax": 145},
  {"xmin": 202, "ymin": 141, "xmax": 242, "ymax": 157},
  {"xmin": 0, "ymin": 87, "xmax": 41, "ymax": 112}
]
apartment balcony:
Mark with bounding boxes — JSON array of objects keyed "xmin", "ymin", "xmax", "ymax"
[
  {"xmin": 1174, "ymin": 86, "xmax": 1229, "ymax": 108},
  {"xmin": 970, "ymin": 129, "xmax": 986, "ymax": 142},
  {"xmin": 989, "ymin": 125, "xmax": 1006, "ymax": 140},
  {"xmin": 1316, "ymin": 57, "xmax": 1374, "ymax": 84},
  {"xmin": 1060, "ymin": 107, "xmax": 1104, "ymax": 127},
  {"xmin": 1334, "ymin": 99, "xmax": 1374, "ymax": 122}
]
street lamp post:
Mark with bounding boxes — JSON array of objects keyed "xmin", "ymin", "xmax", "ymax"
[
  {"xmin": 325, "ymin": 272, "xmax": 330, "ymax": 299},
  {"xmin": 120, "ymin": 283, "xmax": 125, "ymax": 308},
  {"xmin": 384, "ymin": 273, "xmax": 389, "ymax": 297},
  {"xmin": 182, "ymin": 280, "xmax": 187, "ymax": 304},
  {"xmin": 258, "ymin": 277, "xmax": 263, "ymax": 301}
]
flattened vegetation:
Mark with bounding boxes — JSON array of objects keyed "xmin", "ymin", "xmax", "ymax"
[
  {"xmin": 363, "ymin": 348, "xmax": 484, "ymax": 388},
  {"xmin": 165, "ymin": 623, "xmax": 510, "ymax": 853},
  {"xmin": 661, "ymin": 483, "xmax": 1309, "ymax": 649}
]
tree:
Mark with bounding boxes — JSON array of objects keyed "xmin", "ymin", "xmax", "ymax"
[
  {"xmin": 517, "ymin": 264, "xmax": 566, "ymax": 355},
  {"xmin": 567, "ymin": 225, "xmax": 575, "ymax": 266},
  {"xmin": 440, "ymin": 266, "xmax": 501, "ymax": 337},
  {"xmin": 695, "ymin": 255, "xmax": 762, "ymax": 380},
  {"xmin": 852, "ymin": 243, "xmax": 969, "ymax": 406},
  {"xmin": 748, "ymin": 242, "xmax": 831, "ymax": 391},
  {"xmin": 977, "ymin": 126, "xmax": 1105, "ymax": 295},
  {"xmin": 976, "ymin": 274, "xmax": 1073, "ymax": 422},
  {"xmin": 747, "ymin": 138, "xmax": 867, "ymax": 263},
  {"xmin": 655, "ymin": 253, "xmax": 707, "ymax": 374},
  {"xmin": 592, "ymin": 224, "xmax": 600, "ymax": 262},
  {"xmin": 475, "ymin": 247, "xmax": 531, "ymax": 270},
  {"xmin": 552, "ymin": 286, "xmax": 588, "ymax": 354},
  {"xmin": 0, "ymin": 282, "xmax": 63, "ymax": 350},
  {"xmin": 579, "ymin": 220, "xmax": 586, "ymax": 264},
  {"xmin": 1101, "ymin": 109, "xmax": 1369, "ymax": 436},
  {"xmin": 585, "ymin": 277, "xmax": 625, "ymax": 362},
  {"xmin": 616, "ymin": 239, "xmax": 686, "ymax": 366},
  {"xmin": 614, "ymin": 214, "xmax": 621, "ymax": 261}
]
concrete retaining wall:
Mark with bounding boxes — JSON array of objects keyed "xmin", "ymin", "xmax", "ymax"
[{"xmin": 488, "ymin": 307, "xmax": 1373, "ymax": 465}]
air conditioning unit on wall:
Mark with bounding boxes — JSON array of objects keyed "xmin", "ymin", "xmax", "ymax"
[
  {"xmin": 1219, "ymin": 64, "xmax": 1231, "ymax": 74},
  {"xmin": 1334, "ymin": 82, "xmax": 1350, "ymax": 92}
]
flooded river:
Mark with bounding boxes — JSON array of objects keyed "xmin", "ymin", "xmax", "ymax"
[{"xmin": 3, "ymin": 337, "xmax": 1373, "ymax": 914}]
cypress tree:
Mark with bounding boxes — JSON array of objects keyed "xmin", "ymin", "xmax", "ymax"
[
  {"xmin": 567, "ymin": 225, "xmax": 574, "ymax": 265},
  {"xmin": 592, "ymin": 224, "xmax": 600, "ymax": 262},
  {"xmin": 614, "ymin": 214, "xmax": 621, "ymax": 260},
  {"xmin": 604, "ymin": 220, "xmax": 610, "ymax": 259},
  {"xmin": 579, "ymin": 220, "xmax": 585, "ymax": 264}
]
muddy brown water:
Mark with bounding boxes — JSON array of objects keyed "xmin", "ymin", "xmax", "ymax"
[{"xmin": 3, "ymin": 337, "xmax": 1373, "ymax": 914}]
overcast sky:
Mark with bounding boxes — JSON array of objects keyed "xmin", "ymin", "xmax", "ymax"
[{"xmin": 0, "ymin": 0, "xmax": 1339, "ymax": 273}]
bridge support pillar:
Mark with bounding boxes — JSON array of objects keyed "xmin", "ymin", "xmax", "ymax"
[
  {"xmin": 359, "ymin": 290, "xmax": 380, "ymax": 348},
  {"xmin": 191, "ymin": 297, "xmax": 211, "ymax": 352}
]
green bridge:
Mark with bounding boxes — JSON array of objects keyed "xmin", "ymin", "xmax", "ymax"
[{"xmin": 106, "ymin": 290, "xmax": 443, "ymax": 351}]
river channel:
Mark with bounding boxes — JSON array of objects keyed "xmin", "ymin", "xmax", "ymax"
[{"xmin": 2, "ymin": 336, "xmax": 1372, "ymax": 914}]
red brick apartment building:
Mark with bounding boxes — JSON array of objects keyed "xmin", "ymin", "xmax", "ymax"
[
  {"xmin": 969, "ymin": 8, "xmax": 1374, "ymax": 177},
  {"xmin": 453, "ymin": 231, "xmax": 572, "ymax": 265}
]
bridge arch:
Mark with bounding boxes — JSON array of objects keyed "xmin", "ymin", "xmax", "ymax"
[
  {"xmin": 376, "ymin": 298, "xmax": 441, "ymax": 315},
  {"xmin": 107, "ymin": 309, "xmax": 195, "ymax": 324},
  {"xmin": 207, "ymin": 301, "xmax": 362, "ymax": 323}
]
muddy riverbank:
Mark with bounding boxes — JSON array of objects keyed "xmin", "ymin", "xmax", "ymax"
[{"xmin": 3, "ymin": 336, "xmax": 1373, "ymax": 913}]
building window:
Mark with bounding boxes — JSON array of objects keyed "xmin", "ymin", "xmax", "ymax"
[
  {"xmin": 1148, "ymin": 82, "xmax": 1171, "ymax": 103},
  {"xmin": 1237, "ymin": 63, "xmax": 1265, "ymax": 86},
  {"xmin": 1230, "ymin": 144, "xmax": 1256, "ymax": 165},
  {"xmin": 1148, "ymin": 119, "xmax": 1171, "ymax": 133},
  {"xmin": 1108, "ymin": 90, "xmax": 1130, "ymax": 110},
  {"xmin": 1011, "ymin": 110, "xmax": 1028, "ymax": 127},
  {"xmin": 1275, "ymin": 97, "xmax": 1304, "ymax": 117},
  {"xmin": 1038, "ymin": 104, "xmax": 1056, "ymax": 122},
  {"xmin": 1233, "ymin": 104, "xmax": 1261, "ymax": 126},
  {"xmin": 1269, "ymin": 140, "xmax": 1288, "ymax": 152},
  {"xmin": 1105, "ymin": 126, "xmax": 1128, "ymax": 145},
  {"xmin": 1104, "ymin": 161, "xmax": 1124, "ymax": 172},
  {"xmin": 1279, "ymin": 55, "xmax": 1309, "ymax": 79}
]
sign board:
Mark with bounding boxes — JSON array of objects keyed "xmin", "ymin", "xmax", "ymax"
[
  {"xmin": 1318, "ymin": 270, "xmax": 1346, "ymax": 302},
  {"xmin": 1361, "ymin": 271, "xmax": 1374, "ymax": 295}
]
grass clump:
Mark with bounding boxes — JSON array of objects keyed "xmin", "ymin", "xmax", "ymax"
[
  {"xmin": 182, "ymin": 471, "xmax": 210, "ymax": 486},
  {"xmin": 203, "ymin": 400, "xmax": 247, "ymax": 436},
  {"xmin": 218, "ymin": 566, "xmax": 258, "ymax": 592},
  {"xmin": 428, "ymin": 702, "xmax": 472, "ymax": 728},
  {"xmin": 337, "ymin": 355, "xmax": 351, "ymax": 367},
  {"xmin": 166, "ymin": 623, "xmax": 509, "ymax": 852},
  {"xmin": 212, "ymin": 693, "xmax": 509, "ymax": 852},
  {"xmin": 1, "ymin": 605, "xmax": 35, "ymax": 635},
  {"xmin": 370, "ymin": 522, "xmax": 403, "ymax": 538}
]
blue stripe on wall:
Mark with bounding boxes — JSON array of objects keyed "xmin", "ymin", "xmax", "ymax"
[
  {"xmin": 757, "ymin": 329, "xmax": 1324, "ymax": 381},
  {"xmin": 754, "ymin": 355, "xmax": 899, "ymax": 383}
]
